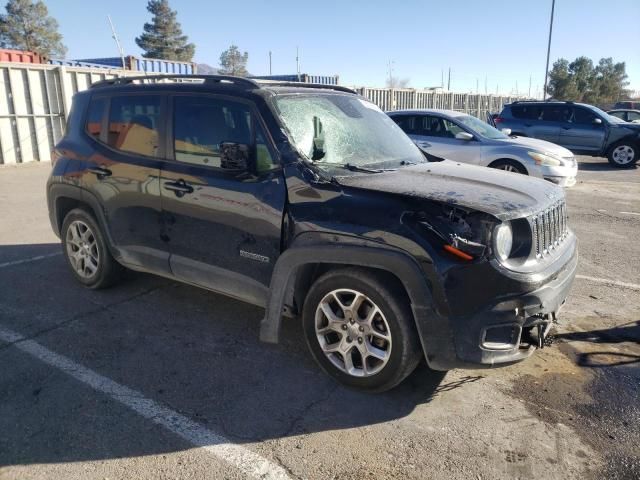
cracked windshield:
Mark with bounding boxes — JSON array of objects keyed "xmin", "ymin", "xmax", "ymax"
[{"xmin": 275, "ymin": 94, "xmax": 425, "ymax": 170}]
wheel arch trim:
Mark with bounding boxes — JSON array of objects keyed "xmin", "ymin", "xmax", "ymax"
[{"xmin": 260, "ymin": 241, "xmax": 453, "ymax": 367}]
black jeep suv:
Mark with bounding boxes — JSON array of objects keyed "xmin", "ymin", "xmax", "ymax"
[{"xmin": 47, "ymin": 75, "xmax": 577, "ymax": 392}]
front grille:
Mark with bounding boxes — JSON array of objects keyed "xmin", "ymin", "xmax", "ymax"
[{"xmin": 530, "ymin": 201, "xmax": 568, "ymax": 258}]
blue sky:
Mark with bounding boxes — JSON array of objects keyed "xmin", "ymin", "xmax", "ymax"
[{"xmin": 44, "ymin": 0, "xmax": 640, "ymax": 94}]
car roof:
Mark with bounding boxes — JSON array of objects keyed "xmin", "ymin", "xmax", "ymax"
[
  {"xmin": 387, "ymin": 109, "xmax": 468, "ymax": 118},
  {"xmin": 88, "ymin": 75, "xmax": 357, "ymax": 98}
]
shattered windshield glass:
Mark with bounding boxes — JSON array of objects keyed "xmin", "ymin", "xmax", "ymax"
[{"xmin": 274, "ymin": 94, "xmax": 425, "ymax": 170}]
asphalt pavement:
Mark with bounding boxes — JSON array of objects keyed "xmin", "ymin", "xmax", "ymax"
[{"xmin": 0, "ymin": 157, "xmax": 638, "ymax": 480}]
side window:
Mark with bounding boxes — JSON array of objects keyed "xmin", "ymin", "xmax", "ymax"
[
  {"xmin": 173, "ymin": 97, "xmax": 252, "ymax": 167},
  {"xmin": 511, "ymin": 105, "xmax": 541, "ymax": 120},
  {"xmin": 442, "ymin": 119, "xmax": 464, "ymax": 137},
  {"xmin": 392, "ymin": 115, "xmax": 418, "ymax": 134},
  {"xmin": 85, "ymin": 97, "xmax": 106, "ymax": 140},
  {"xmin": 627, "ymin": 112, "xmax": 640, "ymax": 122},
  {"xmin": 572, "ymin": 107, "xmax": 598, "ymax": 125},
  {"xmin": 541, "ymin": 105, "xmax": 571, "ymax": 122},
  {"xmin": 609, "ymin": 111, "xmax": 625, "ymax": 120},
  {"xmin": 107, "ymin": 96, "xmax": 161, "ymax": 157},
  {"xmin": 421, "ymin": 115, "xmax": 448, "ymax": 137},
  {"xmin": 255, "ymin": 122, "xmax": 277, "ymax": 173}
]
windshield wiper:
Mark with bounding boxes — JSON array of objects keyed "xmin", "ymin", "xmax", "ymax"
[{"xmin": 312, "ymin": 161, "xmax": 384, "ymax": 173}]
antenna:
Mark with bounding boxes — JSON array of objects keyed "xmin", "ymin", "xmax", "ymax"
[{"xmin": 107, "ymin": 15, "xmax": 126, "ymax": 69}]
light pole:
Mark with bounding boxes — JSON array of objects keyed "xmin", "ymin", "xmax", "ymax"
[{"xmin": 543, "ymin": 0, "xmax": 556, "ymax": 101}]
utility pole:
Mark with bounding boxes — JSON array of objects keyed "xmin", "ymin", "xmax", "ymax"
[
  {"xmin": 485, "ymin": 76, "xmax": 488, "ymax": 95},
  {"xmin": 296, "ymin": 47, "xmax": 300, "ymax": 81},
  {"xmin": 269, "ymin": 51, "xmax": 272, "ymax": 75},
  {"xmin": 107, "ymin": 15, "xmax": 126, "ymax": 69},
  {"xmin": 529, "ymin": 75, "xmax": 532, "ymax": 97},
  {"xmin": 387, "ymin": 60, "xmax": 394, "ymax": 87},
  {"xmin": 476, "ymin": 78, "xmax": 479, "ymax": 94},
  {"xmin": 447, "ymin": 67, "xmax": 451, "ymax": 91},
  {"xmin": 543, "ymin": 0, "xmax": 556, "ymax": 101},
  {"xmin": 441, "ymin": 69, "xmax": 444, "ymax": 88}
]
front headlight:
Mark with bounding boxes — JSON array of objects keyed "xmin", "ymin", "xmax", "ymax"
[
  {"xmin": 494, "ymin": 222, "xmax": 513, "ymax": 261},
  {"xmin": 528, "ymin": 151, "xmax": 562, "ymax": 166}
]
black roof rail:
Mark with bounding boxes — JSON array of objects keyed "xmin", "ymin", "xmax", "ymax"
[
  {"xmin": 91, "ymin": 74, "xmax": 261, "ymax": 89},
  {"xmin": 253, "ymin": 80, "xmax": 358, "ymax": 95}
]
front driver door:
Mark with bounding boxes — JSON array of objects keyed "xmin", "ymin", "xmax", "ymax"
[
  {"xmin": 160, "ymin": 94, "xmax": 286, "ymax": 306},
  {"xmin": 410, "ymin": 115, "xmax": 480, "ymax": 164},
  {"xmin": 559, "ymin": 106, "xmax": 606, "ymax": 152}
]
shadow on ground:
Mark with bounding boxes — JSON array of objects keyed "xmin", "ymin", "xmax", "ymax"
[
  {"xmin": 577, "ymin": 161, "xmax": 637, "ymax": 172},
  {"xmin": 0, "ymin": 243, "xmax": 470, "ymax": 468}
]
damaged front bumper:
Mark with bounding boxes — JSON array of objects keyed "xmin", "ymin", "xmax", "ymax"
[{"xmin": 419, "ymin": 240, "xmax": 578, "ymax": 371}]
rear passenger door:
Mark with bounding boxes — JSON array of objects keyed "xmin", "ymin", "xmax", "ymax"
[
  {"xmin": 530, "ymin": 105, "xmax": 571, "ymax": 144},
  {"xmin": 79, "ymin": 93, "xmax": 168, "ymax": 273},
  {"xmin": 160, "ymin": 94, "xmax": 286, "ymax": 305},
  {"xmin": 559, "ymin": 106, "xmax": 606, "ymax": 152}
]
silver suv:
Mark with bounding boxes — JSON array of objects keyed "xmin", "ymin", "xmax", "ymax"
[{"xmin": 494, "ymin": 101, "xmax": 640, "ymax": 168}]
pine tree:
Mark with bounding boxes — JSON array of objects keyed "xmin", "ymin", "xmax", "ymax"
[
  {"xmin": 219, "ymin": 45, "xmax": 249, "ymax": 77},
  {"xmin": 135, "ymin": 0, "xmax": 195, "ymax": 61},
  {"xmin": 0, "ymin": 0, "xmax": 67, "ymax": 57}
]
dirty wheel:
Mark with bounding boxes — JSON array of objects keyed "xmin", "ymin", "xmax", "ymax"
[
  {"xmin": 302, "ymin": 268, "xmax": 422, "ymax": 392},
  {"xmin": 61, "ymin": 208, "xmax": 123, "ymax": 289},
  {"xmin": 489, "ymin": 159, "xmax": 528, "ymax": 174},
  {"xmin": 607, "ymin": 141, "xmax": 638, "ymax": 168}
]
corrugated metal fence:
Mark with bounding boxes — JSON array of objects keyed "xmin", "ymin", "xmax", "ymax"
[
  {"xmin": 0, "ymin": 62, "xmax": 523, "ymax": 164},
  {"xmin": 0, "ymin": 62, "xmax": 138, "ymax": 164},
  {"xmin": 357, "ymin": 87, "xmax": 521, "ymax": 119}
]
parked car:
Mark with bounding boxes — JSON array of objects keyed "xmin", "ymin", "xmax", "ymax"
[
  {"xmin": 607, "ymin": 109, "xmax": 640, "ymax": 124},
  {"xmin": 613, "ymin": 101, "xmax": 640, "ymax": 110},
  {"xmin": 47, "ymin": 75, "xmax": 577, "ymax": 392},
  {"xmin": 494, "ymin": 101, "xmax": 640, "ymax": 167},
  {"xmin": 388, "ymin": 109, "xmax": 577, "ymax": 187}
]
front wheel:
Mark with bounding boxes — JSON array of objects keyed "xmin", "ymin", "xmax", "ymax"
[
  {"xmin": 302, "ymin": 268, "xmax": 422, "ymax": 392},
  {"xmin": 607, "ymin": 141, "xmax": 638, "ymax": 168},
  {"xmin": 489, "ymin": 159, "xmax": 528, "ymax": 174}
]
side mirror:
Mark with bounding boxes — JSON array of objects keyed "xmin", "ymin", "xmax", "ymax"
[
  {"xmin": 455, "ymin": 131, "xmax": 474, "ymax": 141},
  {"xmin": 220, "ymin": 142, "xmax": 251, "ymax": 170},
  {"xmin": 501, "ymin": 128, "xmax": 512, "ymax": 136},
  {"xmin": 592, "ymin": 118, "xmax": 603, "ymax": 125}
]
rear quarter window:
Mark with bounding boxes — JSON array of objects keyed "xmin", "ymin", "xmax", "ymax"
[
  {"xmin": 85, "ymin": 97, "xmax": 107, "ymax": 140},
  {"xmin": 106, "ymin": 96, "xmax": 161, "ymax": 157}
]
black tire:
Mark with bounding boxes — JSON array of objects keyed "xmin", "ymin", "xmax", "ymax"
[
  {"xmin": 61, "ymin": 208, "xmax": 123, "ymax": 289},
  {"xmin": 302, "ymin": 268, "xmax": 422, "ymax": 393},
  {"xmin": 607, "ymin": 140, "xmax": 639, "ymax": 168},
  {"xmin": 489, "ymin": 159, "xmax": 528, "ymax": 175}
]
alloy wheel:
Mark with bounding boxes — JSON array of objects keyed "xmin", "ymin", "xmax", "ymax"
[
  {"xmin": 314, "ymin": 289, "xmax": 392, "ymax": 377},
  {"xmin": 612, "ymin": 145, "xmax": 636, "ymax": 165},
  {"xmin": 66, "ymin": 220, "xmax": 100, "ymax": 279}
]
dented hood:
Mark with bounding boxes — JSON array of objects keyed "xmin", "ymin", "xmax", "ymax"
[{"xmin": 335, "ymin": 160, "xmax": 564, "ymax": 220}]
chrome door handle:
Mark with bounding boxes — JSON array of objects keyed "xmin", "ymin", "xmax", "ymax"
[
  {"xmin": 88, "ymin": 166, "xmax": 112, "ymax": 179},
  {"xmin": 163, "ymin": 180, "xmax": 194, "ymax": 197}
]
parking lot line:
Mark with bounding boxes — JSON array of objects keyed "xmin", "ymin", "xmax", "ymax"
[
  {"xmin": 0, "ymin": 325, "xmax": 291, "ymax": 480},
  {"xmin": 575, "ymin": 274, "xmax": 640, "ymax": 291},
  {"xmin": 619, "ymin": 211, "xmax": 640, "ymax": 216},
  {"xmin": 0, "ymin": 252, "xmax": 62, "ymax": 269}
]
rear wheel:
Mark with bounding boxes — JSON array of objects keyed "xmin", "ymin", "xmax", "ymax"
[
  {"xmin": 489, "ymin": 159, "xmax": 528, "ymax": 175},
  {"xmin": 61, "ymin": 208, "xmax": 123, "ymax": 289},
  {"xmin": 302, "ymin": 268, "xmax": 422, "ymax": 392},
  {"xmin": 607, "ymin": 141, "xmax": 638, "ymax": 168}
]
